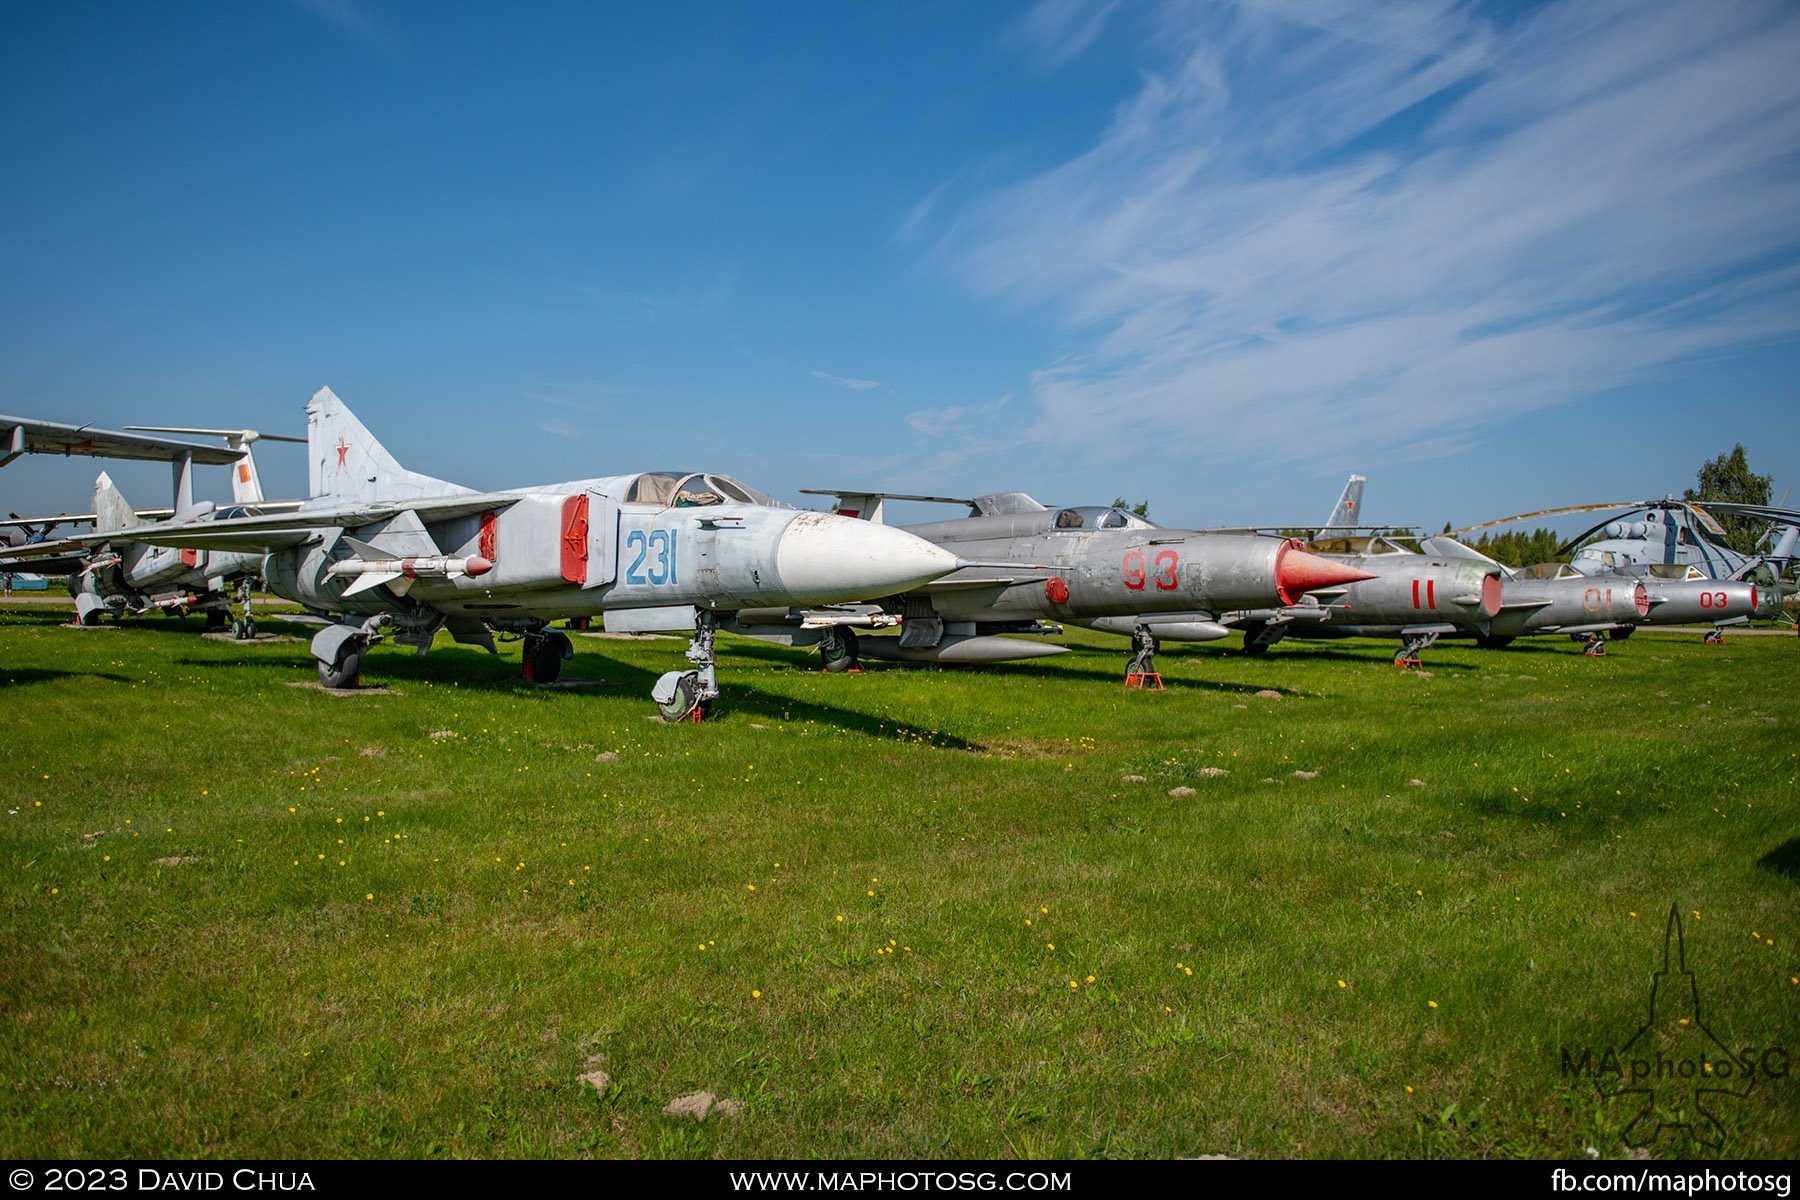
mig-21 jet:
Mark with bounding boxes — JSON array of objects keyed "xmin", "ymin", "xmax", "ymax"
[
  {"xmin": 759, "ymin": 488, "xmax": 1379, "ymax": 684},
  {"xmin": 51, "ymin": 387, "xmax": 966, "ymax": 719}
]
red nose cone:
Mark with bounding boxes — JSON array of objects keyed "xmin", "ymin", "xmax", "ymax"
[
  {"xmin": 1275, "ymin": 541, "xmax": 1379, "ymax": 605},
  {"xmin": 1633, "ymin": 583, "xmax": 1649, "ymax": 617},
  {"xmin": 466, "ymin": 555, "xmax": 494, "ymax": 578}
]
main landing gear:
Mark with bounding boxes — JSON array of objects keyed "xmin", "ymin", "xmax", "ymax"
[
  {"xmin": 653, "ymin": 611, "xmax": 721, "ymax": 722},
  {"xmin": 1394, "ymin": 629, "xmax": 1440, "ymax": 668},
  {"xmin": 1124, "ymin": 626, "xmax": 1163, "ymax": 689},
  {"xmin": 1579, "ymin": 632, "xmax": 1608, "ymax": 657},
  {"xmin": 521, "ymin": 628, "xmax": 573, "ymax": 683},
  {"xmin": 819, "ymin": 627, "xmax": 862, "ymax": 674}
]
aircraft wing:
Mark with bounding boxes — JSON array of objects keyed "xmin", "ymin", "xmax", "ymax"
[
  {"xmin": 1495, "ymin": 596, "xmax": 1555, "ymax": 613},
  {"xmin": 0, "ymin": 533, "xmax": 97, "ymax": 563},
  {"xmin": 1, "ymin": 415, "xmax": 242, "ymax": 467},
  {"xmin": 3, "ymin": 494, "xmax": 521, "ymax": 557}
]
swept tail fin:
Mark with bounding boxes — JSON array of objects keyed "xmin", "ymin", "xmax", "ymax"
[
  {"xmin": 1320, "ymin": 475, "xmax": 1364, "ymax": 535},
  {"xmin": 305, "ymin": 387, "xmax": 471, "ymax": 504},
  {"xmin": 92, "ymin": 473, "xmax": 141, "ymax": 533}
]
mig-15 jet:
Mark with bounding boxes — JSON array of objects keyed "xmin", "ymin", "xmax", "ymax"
[
  {"xmin": 765, "ymin": 489, "xmax": 1378, "ymax": 683},
  {"xmin": 54, "ymin": 387, "xmax": 965, "ymax": 719}
]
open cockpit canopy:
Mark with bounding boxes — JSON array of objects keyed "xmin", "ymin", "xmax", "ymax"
[
  {"xmin": 1048, "ymin": 506, "xmax": 1158, "ymax": 532},
  {"xmin": 621, "ymin": 471, "xmax": 780, "ymax": 508}
]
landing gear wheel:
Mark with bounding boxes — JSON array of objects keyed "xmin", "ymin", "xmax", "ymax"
[
  {"xmin": 820, "ymin": 627, "xmax": 860, "ymax": 673},
  {"xmin": 318, "ymin": 646, "xmax": 364, "ymax": 689},
  {"xmin": 529, "ymin": 631, "xmax": 571, "ymax": 683},
  {"xmin": 1242, "ymin": 639, "xmax": 1268, "ymax": 656},
  {"xmin": 79, "ymin": 608, "xmax": 106, "ymax": 628},
  {"xmin": 205, "ymin": 608, "xmax": 228, "ymax": 631},
  {"xmin": 656, "ymin": 671, "xmax": 709, "ymax": 722},
  {"xmin": 1582, "ymin": 634, "xmax": 1608, "ymax": 657}
]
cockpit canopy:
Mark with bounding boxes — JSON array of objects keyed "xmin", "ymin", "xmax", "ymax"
[
  {"xmin": 1308, "ymin": 535, "xmax": 1413, "ymax": 556},
  {"xmin": 621, "ymin": 471, "xmax": 779, "ymax": 508},
  {"xmin": 1517, "ymin": 562, "xmax": 1584, "ymax": 580},
  {"xmin": 1049, "ymin": 506, "xmax": 1158, "ymax": 532},
  {"xmin": 1643, "ymin": 563, "xmax": 1708, "ymax": 581}
]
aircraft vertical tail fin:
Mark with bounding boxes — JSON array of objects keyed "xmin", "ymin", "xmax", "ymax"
[
  {"xmin": 1320, "ymin": 475, "xmax": 1364, "ymax": 535},
  {"xmin": 92, "ymin": 473, "xmax": 141, "ymax": 534},
  {"xmin": 305, "ymin": 387, "xmax": 472, "ymax": 505}
]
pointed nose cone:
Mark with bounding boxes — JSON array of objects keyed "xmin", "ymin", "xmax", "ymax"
[
  {"xmin": 775, "ymin": 512, "xmax": 959, "ymax": 603},
  {"xmin": 1275, "ymin": 541, "xmax": 1379, "ymax": 605}
]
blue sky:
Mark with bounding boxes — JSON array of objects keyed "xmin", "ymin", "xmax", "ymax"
[{"xmin": 3, "ymin": 0, "xmax": 1797, "ymax": 538}]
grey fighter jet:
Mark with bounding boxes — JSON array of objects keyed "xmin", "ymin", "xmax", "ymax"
[
  {"xmin": 70, "ymin": 388, "xmax": 962, "ymax": 720},
  {"xmin": 773, "ymin": 489, "xmax": 1377, "ymax": 683}
]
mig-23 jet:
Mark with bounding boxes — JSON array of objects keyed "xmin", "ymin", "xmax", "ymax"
[
  {"xmin": 755, "ymin": 488, "xmax": 1378, "ymax": 684},
  {"xmin": 57, "ymin": 387, "xmax": 965, "ymax": 720}
]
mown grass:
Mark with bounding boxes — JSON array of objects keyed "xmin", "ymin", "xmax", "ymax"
[{"xmin": 1, "ymin": 603, "xmax": 1794, "ymax": 1160}]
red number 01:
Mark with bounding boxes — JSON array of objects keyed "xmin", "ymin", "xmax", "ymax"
[
  {"xmin": 1154, "ymin": 550, "xmax": 1178, "ymax": 591},
  {"xmin": 1123, "ymin": 550, "xmax": 1146, "ymax": 590}
]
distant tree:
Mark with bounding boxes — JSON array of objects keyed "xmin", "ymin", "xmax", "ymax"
[
  {"xmin": 1469, "ymin": 527, "xmax": 1564, "ymax": 568},
  {"xmin": 1684, "ymin": 444, "xmax": 1772, "ymax": 555},
  {"xmin": 1110, "ymin": 497, "xmax": 1150, "ymax": 517}
]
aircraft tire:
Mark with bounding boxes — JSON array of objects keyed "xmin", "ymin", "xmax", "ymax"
[
  {"xmin": 656, "ymin": 671, "xmax": 702, "ymax": 721},
  {"xmin": 1474, "ymin": 635, "xmax": 1514, "ymax": 649},
  {"xmin": 205, "ymin": 608, "xmax": 228, "ymax": 630},
  {"xmin": 531, "ymin": 633, "xmax": 569, "ymax": 684},
  {"xmin": 1241, "ymin": 638, "xmax": 1268, "ymax": 657},
  {"xmin": 318, "ymin": 646, "xmax": 364, "ymax": 690},
  {"xmin": 79, "ymin": 608, "xmax": 106, "ymax": 628},
  {"xmin": 821, "ymin": 628, "xmax": 859, "ymax": 673}
]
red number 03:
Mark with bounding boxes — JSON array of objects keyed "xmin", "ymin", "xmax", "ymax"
[{"xmin": 1124, "ymin": 549, "xmax": 1179, "ymax": 591}]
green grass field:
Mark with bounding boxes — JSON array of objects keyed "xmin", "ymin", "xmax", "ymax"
[{"xmin": 2, "ymin": 602, "xmax": 1794, "ymax": 1160}]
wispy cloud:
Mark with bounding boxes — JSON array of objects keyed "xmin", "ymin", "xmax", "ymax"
[
  {"xmin": 811, "ymin": 370, "xmax": 880, "ymax": 391},
  {"xmin": 288, "ymin": 0, "xmax": 387, "ymax": 47},
  {"xmin": 933, "ymin": 0, "xmax": 1800, "ymax": 471}
]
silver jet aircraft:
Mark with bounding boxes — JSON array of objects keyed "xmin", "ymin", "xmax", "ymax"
[
  {"xmin": 1446, "ymin": 498, "xmax": 1798, "ymax": 626},
  {"xmin": 773, "ymin": 489, "xmax": 1377, "ymax": 683},
  {"xmin": 1219, "ymin": 478, "xmax": 1656, "ymax": 661},
  {"xmin": 85, "ymin": 388, "xmax": 963, "ymax": 719}
]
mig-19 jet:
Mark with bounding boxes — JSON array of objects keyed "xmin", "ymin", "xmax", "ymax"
[{"xmin": 61, "ymin": 387, "xmax": 965, "ymax": 719}]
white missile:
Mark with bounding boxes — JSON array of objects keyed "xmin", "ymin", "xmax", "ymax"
[{"xmin": 327, "ymin": 550, "xmax": 494, "ymax": 597}]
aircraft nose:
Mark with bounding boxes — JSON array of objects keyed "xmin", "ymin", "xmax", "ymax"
[
  {"xmin": 775, "ymin": 512, "xmax": 959, "ymax": 603},
  {"xmin": 1274, "ymin": 542, "xmax": 1379, "ymax": 605}
]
